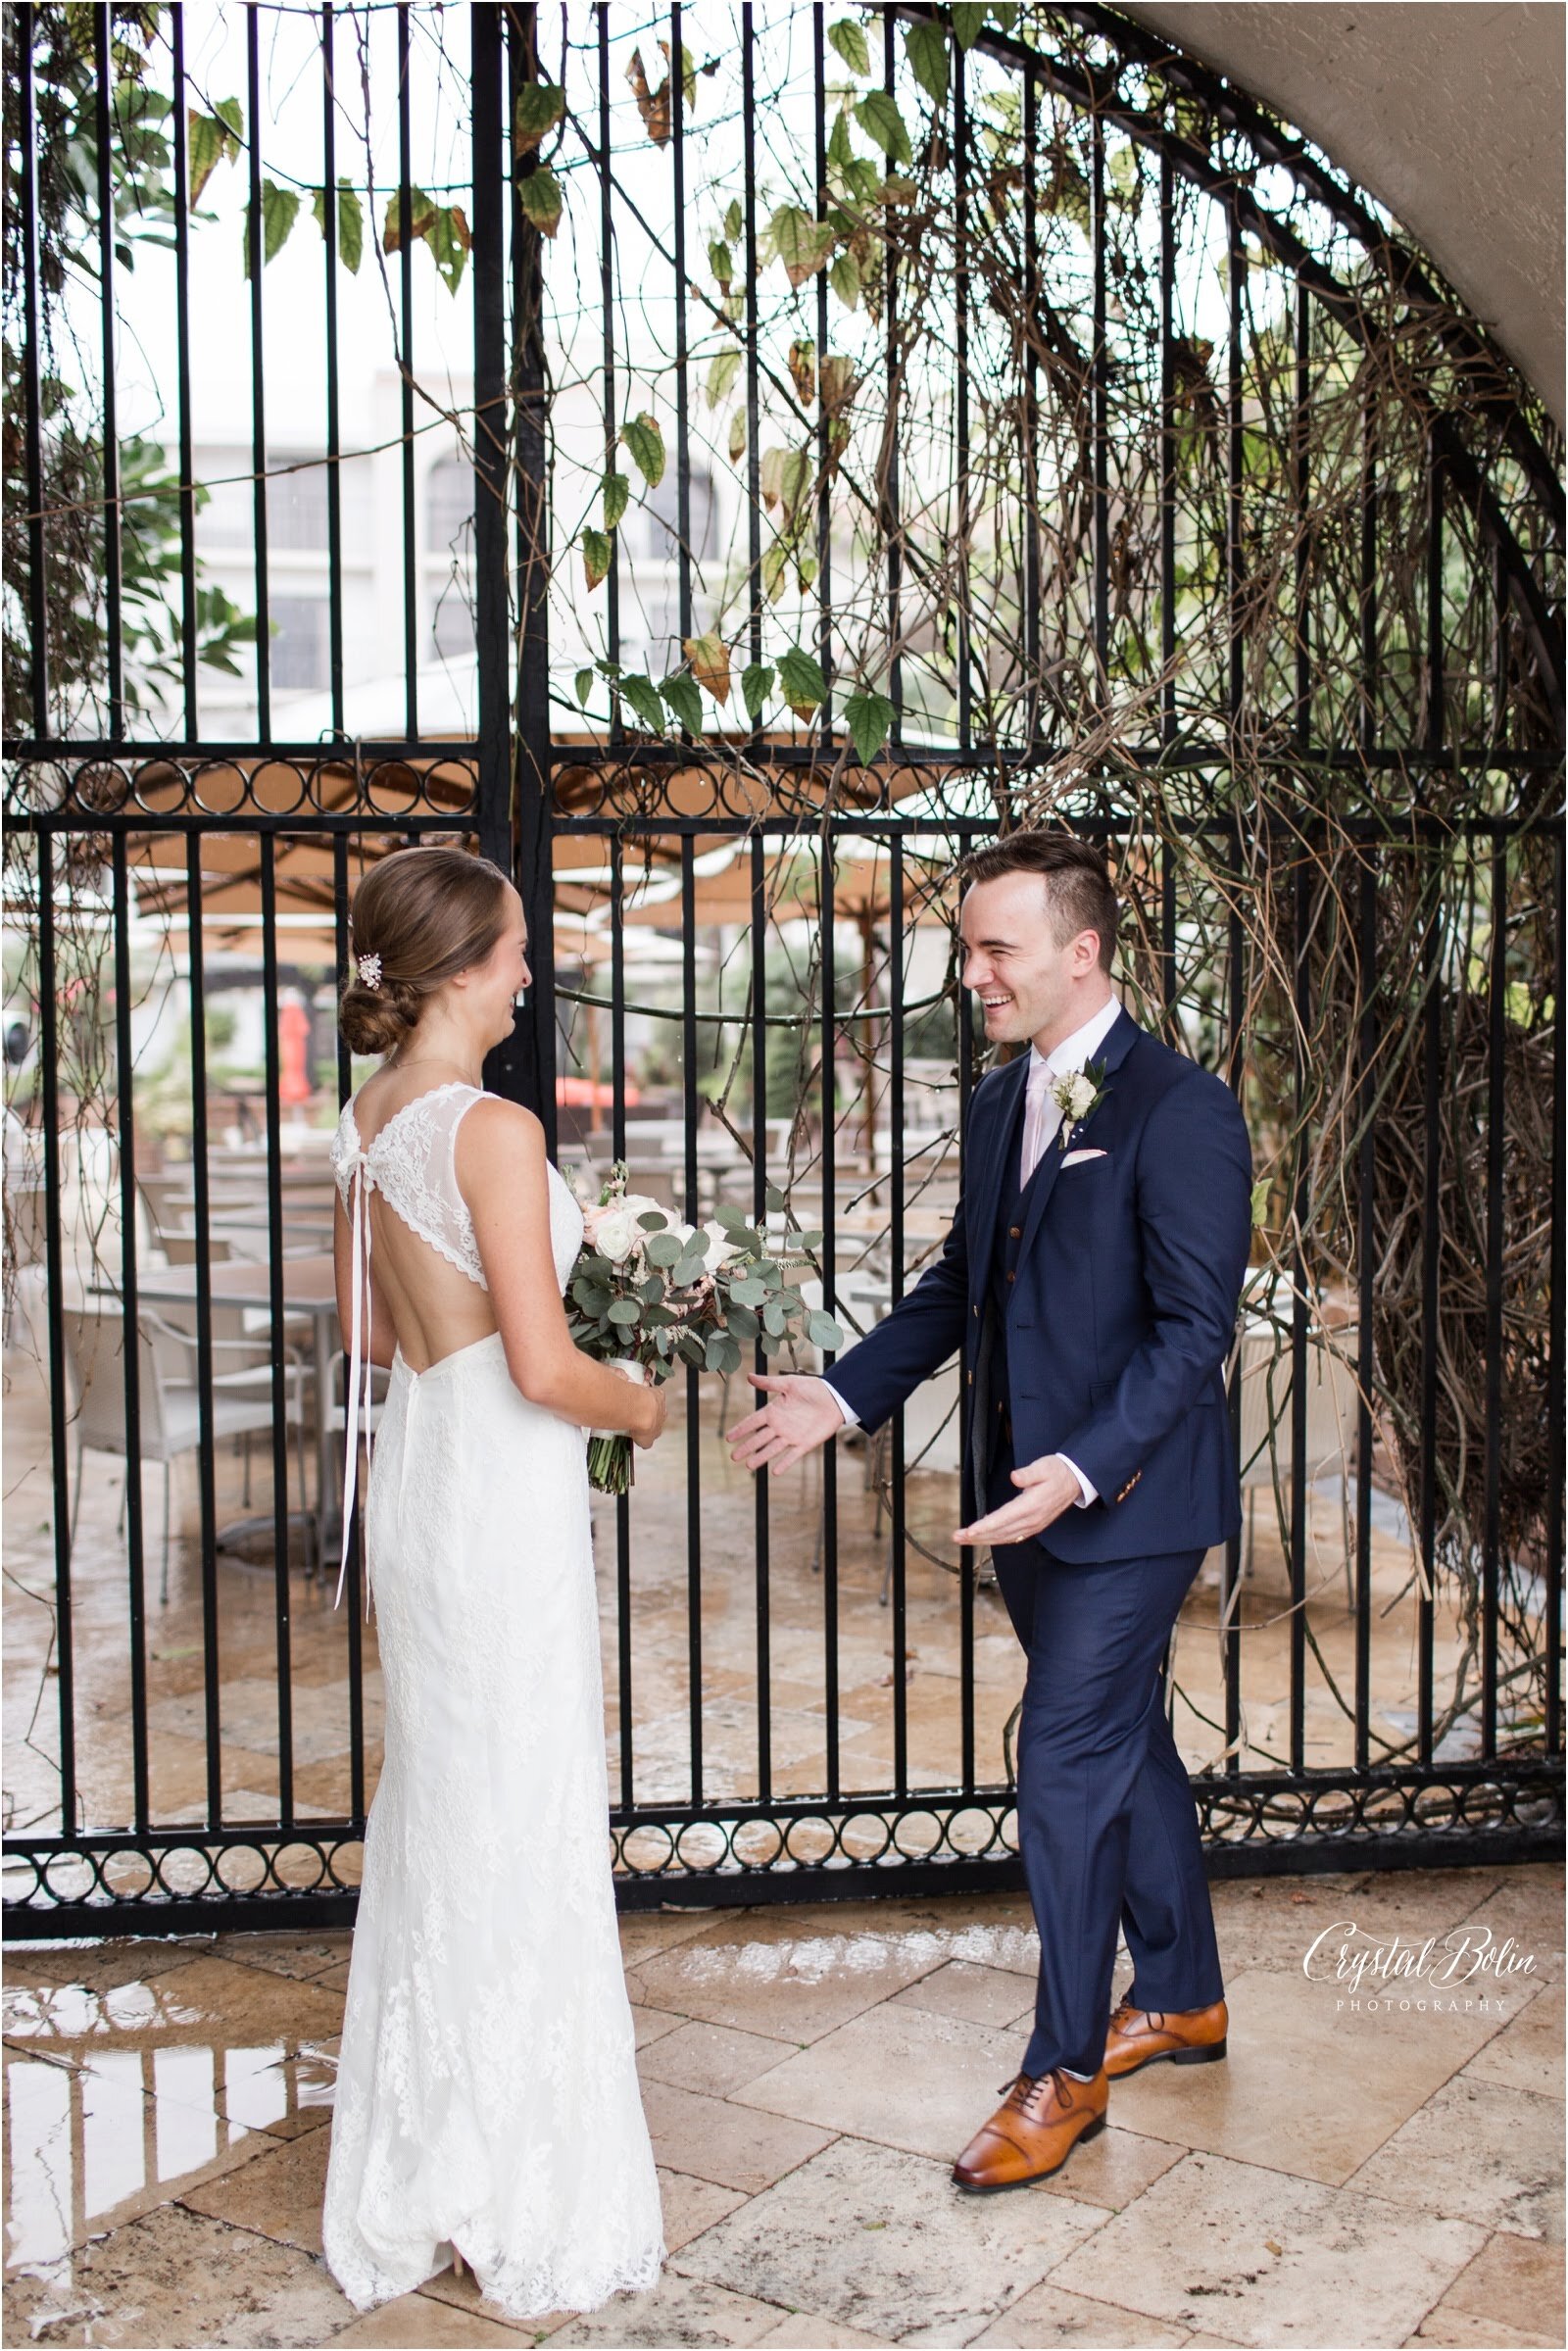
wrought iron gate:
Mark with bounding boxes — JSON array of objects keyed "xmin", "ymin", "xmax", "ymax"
[{"xmin": 3, "ymin": 3, "xmax": 1561, "ymax": 1937}]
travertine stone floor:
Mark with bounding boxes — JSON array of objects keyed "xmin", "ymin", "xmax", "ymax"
[{"xmin": 4, "ymin": 1866, "xmax": 1562, "ymax": 2348}]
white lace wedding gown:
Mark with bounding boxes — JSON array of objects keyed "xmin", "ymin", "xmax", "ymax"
[{"xmin": 320, "ymin": 1080, "xmax": 664, "ymax": 2321}]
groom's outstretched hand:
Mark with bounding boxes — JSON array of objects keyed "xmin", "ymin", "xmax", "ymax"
[
  {"xmin": 725, "ymin": 1373, "xmax": 845, "ymax": 1476},
  {"xmin": 953, "ymin": 1453, "xmax": 1082, "ymax": 1548}
]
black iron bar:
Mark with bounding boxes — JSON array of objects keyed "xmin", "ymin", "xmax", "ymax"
[
  {"xmin": 671, "ymin": 3, "xmax": 693, "ymax": 682},
  {"xmin": 36, "ymin": 843, "xmax": 74, "ymax": 1831},
  {"xmin": 398, "ymin": 3, "xmax": 418, "ymax": 739},
  {"xmin": 94, "ymin": 12, "xmax": 124, "ymax": 737},
  {"xmin": 681, "ymin": 835, "xmax": 704, "ymax": 1807},
  {"xmin": 956, "ymin": 834, "xmax": 975, "ymax": 1793},
  {"xmin": 752, "ymin": 832, "xmax": 771, "ymax": 1803},
  {"xmin": 322, "ymin": 5, "xmax": 346, "ymax": 735},
  {"xmin": 611, "ymin": 833, "xmax": 634, "ymax": 1808},
  {"xmin": 333, "ymin": 830, "xmax": 365, "ymax": 1821},
  {"xmin": 1481, "ymin": 832, "xmax": 1506, "ymax": 1757},
  {"xmin": 259, "ymin": 837, "xmax": 294, "ymax": 1823},
  {"xmin": 598, "ymin": 7, "xmax": 621, "ymax": 716},
  {"xmin": 111, "ymin": 838, "xmax": 149, "ymax": 1831},
  {"xmin": 954, "ymin": 42, "xmax": 970, "ymax": 752},
  {"xmin": 19, "ymin": 31, "xmax": 49, "ymax": 733},
  {"xmin": 1353, "ymin": 853, "xmax": 1377, "ymax": 1771},
  {"xmin": 172, "ymin": 9, "xmax": 199, "ymax": 738},
  {"xmin": 821, "ymin": 839, "xmax": 842, "ymax": 1801},
  {"xmin": 246, "ymin": 11, "xmax": 270, "ymax": 741},
  {"xmin": 183, "ymin": 838, "xmax": 223, "ymax": 1824},
  {"xmin": 1091, "ymin": 106, "xmax": 1108, "ymax": 694},
  {"xmin": 890, "ymin": 836, "xmax": 908, "ymax": 1794},
  {"xmin": 742, "ymin": 8, "xmax": 763, "ymax": 750},
  {"xmin": 812, "ymin": 8, "xmax": 833, "ymax": 717}
]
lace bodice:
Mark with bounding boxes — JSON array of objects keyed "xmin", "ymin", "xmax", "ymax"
[
  {"xmin": 327, "ymin": 1081, "xmax": 585, "ymax": 1609},
  {"xmin": 330, "ymin": 1078, "xmax": 489, "ymax": 1287}
]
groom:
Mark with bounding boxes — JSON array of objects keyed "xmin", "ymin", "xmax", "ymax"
[{"xmin": 725, "ymin": 829, "xmax": 1253, "ymax": 2191}]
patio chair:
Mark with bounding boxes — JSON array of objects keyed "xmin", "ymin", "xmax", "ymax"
[{"xmin": 61, "ymin": 1305, "xmax": 311, "ymax": 1605}]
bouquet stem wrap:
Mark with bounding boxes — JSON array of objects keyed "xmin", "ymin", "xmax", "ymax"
[{"xmin": 587, "ymin": 1356, "xmax": 648, "ymax": 1496}]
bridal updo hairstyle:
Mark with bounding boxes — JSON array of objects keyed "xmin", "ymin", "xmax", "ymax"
[
  {"xmin": 339, "ymin": 844, "xmax": 513, "ymax": 1057},
  {"xmin": 957, "ymin": 829, "xmax": 1119, "ymax": 974}
]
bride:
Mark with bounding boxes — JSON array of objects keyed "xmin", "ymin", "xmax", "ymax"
[{"xmin": 320, "ymin": 842, "xmax": 668, "ymax": 2322}]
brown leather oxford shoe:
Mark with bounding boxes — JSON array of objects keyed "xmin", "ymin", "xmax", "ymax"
[
  {"xmin": 1102, "ymin": 1993, "xmax": 1228, "ymax": 2078},
  {"xmin": 952, "ymin": 2064, "xmax": 1108, "ymax": 2193}
]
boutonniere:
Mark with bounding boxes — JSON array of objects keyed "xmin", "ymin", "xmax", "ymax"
[{"xmin": 1052, "ymin": 1056, "xmax": 1110, "ymax": 1149}]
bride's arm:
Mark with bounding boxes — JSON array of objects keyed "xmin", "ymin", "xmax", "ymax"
[{"xmin": 461, "ymin": 1097, "xmax": 662, "ymax": 1440}]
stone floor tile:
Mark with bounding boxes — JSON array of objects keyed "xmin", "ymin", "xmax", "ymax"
[
  {"xmin": 629, "ymin": 2004, "xmax": 685, "ymax": 2050},
  {"xmin": 967, "ymin": 2280, "xmax": 1191, "ymax": 2347},
  {"xmin": 4, "ymin": 2043, "xmax": 278, "ymax": 2265},
  {"xmin": 1349, "ymin": 2076, "xmax": 1564, "ymax": 2242},
  {"xmin": 640, "ymin": 2076, "xmax": 837, "ymax": 2195},
  {"xmin": 1427, "ymin": 2227, "xmax": 1566, "ymax": 2336},
  {"xmin": 756, "ymin": 2312, "xmax": 892, "ymax": 2347},
  {"xmin": 1205, "ymin": 1871, "xmax": 1506, "ymax": 1975},
  {"xmin": 653, "ymin": 2166, "xmax": 749, "ymax": 2256},
  {"xmin": 3, "ymin": 1937, "xmax": 210, "ymax": 1996},
  {"xmin": 1461, "ymin": 1983, "xmax": 1565, "ymax": 2097},
  {"xmin": 545, "ymin": 2269, "xmax": 787, "ymax": 2346},
  {"xmin": 1, "ymin": 2200, "xmax": 356, "ymax": 2347},
  {"xmin": 1106, "ymin": 1965, "xmax": 1534, "ymax": 2185},
  {"xmin": 617, "ymin": 1910, "xmax": 728, "ymax": 1969},
  {"xmin": 672, "ymin": 2135, "xmax": 1103, "ymax": 2344},
  {"xmin": 1403, "ymin": 2318, "xmax": 1559, "ymax": 2348},
  {"xmin": 331, "ymin": 2288, "xmax": 542, "ymax": 2343},
  {"xmin": 2, "ymin": 1951, "xmax": 344, "ymax": 2057},
  {"xmin": 891, "ymin": 1960, "xmax": 1036, "ymax": 2033},
  {"xmin": 180, "ymin": 2120, "xmax": 330, "ymax": 2254},
  {"xmin": 625, "ymin": 1917, "xmax": 947, "ymax": 2043},
  {"xmin": 729, "ymin": 1997, "xmax": 1023, "ymax": 2165},
  {"xmin": 1453, "ymin": 1872, "xmax": 1566, "ymax": 1984},
  {"xmin": 637, "ymin": 2019, "xmax": 801, "ymax": 2098},
  {"xmin": 414, "ymin": 2259, "xmax": 565, "ymax": 2329},
  {"xmin": 212, "ymin": 1931, "xmax": 355, "ymax": 1982},
  {"xmin": 1049, "ymin": 2147, "xmax": 1488, "ymax": 2347}
]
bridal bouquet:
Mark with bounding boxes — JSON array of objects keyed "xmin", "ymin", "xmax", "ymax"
[{"xmin": 563, "ymin": 1158, "xmax": 843, "ymax": 1495}]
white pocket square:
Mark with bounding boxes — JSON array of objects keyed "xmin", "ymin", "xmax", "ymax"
[{"xmin": 1060, "ymin": 1148, "xmax": 1107, "ymax": 1166}]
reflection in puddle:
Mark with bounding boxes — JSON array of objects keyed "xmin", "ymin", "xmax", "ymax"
[{"xmin": 4, "ymin": 2036, "xmax": 332, "ymax": 2268}]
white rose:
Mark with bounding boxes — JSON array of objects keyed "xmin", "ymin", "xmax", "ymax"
[
  {"xmin": 666, "ymin": 1218, "xmax": 697, "ymax": 1249},
  {"xmin": 700, "ymin": 1220, "xmax": 743, "ymax": 1265},
  {"xmin": 1057, "ymin": 1071, "xmax": 1097, "ymax": 1121},
  {"xmin": 595, "ymin": 1209, "xmax": 638, "ymax": 1264},
  {"xmin": 619, "ymin": 1191, "xmax": 665, "ymax": 1222}
]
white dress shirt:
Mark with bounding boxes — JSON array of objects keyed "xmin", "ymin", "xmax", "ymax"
[{"xmin": 822, "ymin": 994, "xmax": 1124, "ymax": 1511}]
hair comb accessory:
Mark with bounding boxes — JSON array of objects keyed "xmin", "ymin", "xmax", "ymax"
[{"xmin": 356, "ymin": 951, "xmax": 382, "ymax": 991}]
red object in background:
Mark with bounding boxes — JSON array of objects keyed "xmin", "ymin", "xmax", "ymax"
[
  {"xmin": 277, "ymin": 998, "xmax": 313, "ymax": 1105},
  {"xmin": 556, "ymin": 1075, "xmax": 640, "ymax": 1107}
]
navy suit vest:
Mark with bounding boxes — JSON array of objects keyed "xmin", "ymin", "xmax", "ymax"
[{"xmin": 985, "ymin": 1061, "xmax": 1048, "ymax": 1471}]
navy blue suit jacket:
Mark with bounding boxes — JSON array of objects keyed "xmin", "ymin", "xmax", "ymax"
[{"xmin": 825, "ymin": 1005, "xmax": 1254, "ymax": 1563}]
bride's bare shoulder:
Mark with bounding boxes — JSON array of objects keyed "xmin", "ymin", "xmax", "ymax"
[{"xmin": 457, "ymin": 1094, "xmax": 546, "ymax": 1169}]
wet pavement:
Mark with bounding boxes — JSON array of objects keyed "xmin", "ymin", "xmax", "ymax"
[{"xmin": 3, "ymin": 1865, "xmax": 1563, "ymax": 2346}]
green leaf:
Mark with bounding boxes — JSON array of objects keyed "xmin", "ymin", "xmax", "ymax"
[
  {"xmin": 762, "ymin": 1298, "xmax": 787, "ymax": 1336},
  {"xmin": 606, "ymin": 1298, "xmax": 640, "ymax": 1325},
  {"xmin": 660, "ymin": 670, "xmax": 704, "ymax": 736},
  {"xmin": 806, "ymin": 1308, "xmax": 843, "ymax": 1348},
  {"xmin": 723, "ymin": 197, "xmax": 743, "ymax": 239},
  {"xmin": 708, "ymin": 236, "xmax": 734, "ymax": 294},
  {"xmin": 618, "ymin": 671, "xmax": 668, "ymax": 734},
  {"xmin": 243, "ymin": 177, "xmax": 300, "ymax": 277},
  {"xmin": 581, "ymin": 528, "xmax": 612, "ymax": 591},
  {"xmin": 761, "ymin": 536, "xmax": 792, "ymax": 604},
  {"xmin": 778, "ymin": 645, "xmax": 827, "ymax": 718},
  {"xmin": 514, "ymin": 79, "xmax": 566, "ymax": 154},
  {"xmin": 574, "ymin": 665, "xmax": 595, "ymax": 706},
  {"xmin": 828, "ymin": 249, "xmax": 860, "ymax": 310},
  {"xmin": 740, "ymin": 661, "xmax": 774, "ymax": 721},
  {"xmin": 729, "ymin": 1276, "xmax": 767, "ymax": 1306},
  {"xmin": 643, "ymin": 1232, "xmax": 684, "ymax": 1266},
  {"xmin": 769, "ymin": 205, "xmax": 835, "ymax": 288},
  {"xmin": 516, "ymin": 168, "xmax": 562, "ymax": 239},
  {"xmin": 1250, "ymin": 1177, "xmax": 1271, "ymax": 1229},
  {"xmin": 706, "ymin": 348, "xmax": 741, "ymax": 407},
  {"xmin": 381, "ymin": 185, "xmax": 437, "ymax": 256},
  {"xmin": 826, "ymin": 18, "xmax": 870, "ymax": 75},
  {"xmin": 312, "ymin": 177, "xmax": 364, "ymax": 272},
  {"xmin": 905, "ymin": 21, "xmax": 951, "ymax": 108},
  {"xmin": 602, "ymin": 469, "xmax": 630, "ymax": 530},
  {"xmin": 844, "ymin": 686, "xmax": 895, "ymax": 762},
  {"xmin": 620, "ymin": 412, "xmax": 666, "ymax": 487},
  {"xmin": 854, "ymin": 89, "xmax": 911, "ymax": 166},
  {"xmin": 952, "ymin": 4, "xmax": 991, "ymax": 49},
  {"xmin": 991, "ymin": 4, "xmax": 1019, "ymax": 31},
  {"xmin": 187, "ymin": 101, "xmax": 242, "ymax": 206}
]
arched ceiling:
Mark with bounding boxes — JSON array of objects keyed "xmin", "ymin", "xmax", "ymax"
[{"xmin": 1116, "ymin": 2, "xmax": 1566, "ymax": 429}]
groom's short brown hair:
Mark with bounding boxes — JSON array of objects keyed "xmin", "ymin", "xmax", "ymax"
[{"xmin": 957, "ymin": 830, "xmax": 1119, "ymax": 973}]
